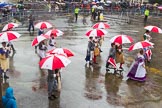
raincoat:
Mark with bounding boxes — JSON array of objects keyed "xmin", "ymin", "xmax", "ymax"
[{"xmin": 2, "ymin": 87, "xmax": 17, "ymax": 108}]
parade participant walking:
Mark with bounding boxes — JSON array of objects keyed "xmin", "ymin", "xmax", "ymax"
[
  {"xmin": 2, "ymin": 87, "xmax": 17, "ymax": 108},
  {"xmin": 143, "ymin": 30, "xmax": 152, "ymax": 41},
  {"xmin": 144, "ymin": 8, "xmax": 149, "ymax": 24},
  {"xmin": 115, "ymin": 44, "xmax": 125, "ymax": 69},
  {"xmin": 38, "ymin": 29, "xmax": 44, "ymax": 36},
  {"xmin": 35, "ymin": 29, "xmax": 44, "ymax": 53},
  {"xmin": 93, "ymin": 37, "xmax": 100, "ymax": 64},
  {"xmin": 47, "ymin": 69, "xmax": 57, "ymax": 100},
  {"xmin": 48, "ymin": 36, "xmax": 56, "ymax": 51},
  {"xmin": 98, "ymin": 36, "xmax": 104, "ymax": 52},
  {"xmin": 74, "ymin": 6, "xmax": 80, "ymax": 22},
  {"xmin": 143, "ymin": 30, "xmax": 152, "ymax": 63},
  {"xmin": 38, "ymin": 41, "xmax": 47, "ymax": 60},
  {"xmin": 106, "ymin": 43, "xmax": 116, "ymax": 71},
  {"xmin": 127, "ymin": 49, "xmax": 146, "ymax": 82},
  {"xmin": 85, "ymin": 37, "xmax": 95, "ymax": 67},
  {"xmin": 82, "ymin": 16, "xmax": 88, "ymax": 25},
  {"xmin": 55, "ymin": 69, "xmax": 62, "ymax": 92},
  {"xmin": 0, "ymin": 42, "xmax": 10, "ymax": 79},
  {"xmin": 28, "ymin": 14, "xmax": 34, "ymax": 32}
]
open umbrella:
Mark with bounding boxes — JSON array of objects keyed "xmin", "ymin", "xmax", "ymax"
[
  {"xmin": 39, "ymin": 54, "xmax": 71, "ymax": 70},
  {"xmin": 2, "ymin": 23, "xmax": 19, "ymax": 32},
  {"xmin": 158, "ymin": 6, "xmax": 162, "ymax": 10},
  {"xmin": 144, "ymin": 25, "xmax": 162, "ymax": 34},
  {"xmin": 110, "ymin": 35, "xmax": 133, "ymax": 44},
  {"xmin": 128, "ymin": 41, "xmax": 154, "ymax": 51},
  {"xmin": 0, "ymin": 31, "xmax": 21, "ymax": 42},
  {"xmin": 85, "ymin": 29, "xmax": 107, "ymax": 37},
  {"xmin": 31, "ymin": 34, "xmax": 49, "ymax": 46},
  {"xmin": 45, "ymin": 29, "xmax": 64, "ymax": 37},
  {"xmin": 35, "ymin": 21, "xmax": 53, "ymax": 29},
  {"xmin": 92, "ymin": 22, "xmax": 110, "ymax": 29},
  {"xmin": 47, "ymin": 48, "xmax": 74, "ymax": 57}
]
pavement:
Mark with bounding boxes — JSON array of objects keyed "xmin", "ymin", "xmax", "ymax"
[{"xmin": 1, "ymin": 15, "xmax": 162, "ymax": 108}]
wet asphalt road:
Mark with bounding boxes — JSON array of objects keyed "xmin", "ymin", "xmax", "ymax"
[{"xmin": 3, "ymin": 16, "xmax": 162, "ymax": 108}]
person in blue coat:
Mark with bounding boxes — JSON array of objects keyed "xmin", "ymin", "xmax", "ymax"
[{"xmin": 2, "ymin": 87, "xmax": 17, "ymax": 108}]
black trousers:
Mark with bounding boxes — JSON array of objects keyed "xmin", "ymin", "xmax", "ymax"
[
  {"xmin": 75, "ymin": 13, "xmax": 78, "ymax": 22},
  {"xmin": 144, "ymin": 15, "xmax": 148, "ymax": 23}
]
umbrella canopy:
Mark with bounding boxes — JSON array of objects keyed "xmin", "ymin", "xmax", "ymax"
[
  {"xmin": 39, "ymin": 54, "xmax": 71, "ymax": 70},
  {"xmin": 35, "ymin": 21, "xmax": 53, "ymax": 29},
  {"xmin": 31, "ymin": 34, "xmax": 49, "ymax": 46},
  {"xmin": 0, "ymin": 31, "xmax": 21, "ymax": 42},
  {"xmin": 47, "ymin": 48, "xmax": 74, "ymax": 57},
  {"xmin": 85, "ymin": 29, "xmax": 107, "ymax": 37},
  {"xmin": 2, "ymin": 23, "xmax": 19, "ymax": 32},
  {"xmin": 92, "ymin": 22, "xmax": 110, "ymax": 29},
  {"xmin": 107, "ymin": 57, "xmax": 116, "ymax": 68},
  {"xmin": 144, "ymin": 25, "xmax": 162, "ymax": 34},
  {"xmin": 45, "ymin": 29, "xmax": 64, "ymax": 37},
  {"xmin": 128, "ymin": 41, "xmax": 154, "ymax": 51},
  {"xmin": 110, "ymin": 35, "xmax": 133, "ymax": 44},
  {"xmin": 158, "ymin": 6, "xmax": 162, "ymax": 10}
]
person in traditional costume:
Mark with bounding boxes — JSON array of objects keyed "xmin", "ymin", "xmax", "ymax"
[
  {"xmin": 85, "ymin": 37, "xmax": 95, "ymax": 67},
  {"xmin": 48, "ymin": 36, "xmax": 56, "ymax": 51},
  {"xmin": 106, "ymin": 43, "xmax": 116, "ymax": 71},
  {"xmin": 0, "ymin": 42, "xmax": 11, "ymax": 79},
  {"xmin": 127, "ymin": 49, "xmax": 146, "ymax": 82},
  {"xmin": 38, "ymin": 41, "xmax": 47, "ymax": 60},
  {"xmin": 115, "ymin": 44, "xmax": 124, "ymax": 69}
]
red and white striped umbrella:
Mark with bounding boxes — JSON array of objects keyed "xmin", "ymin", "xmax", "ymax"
[
  {"xmin": 158, "ymin": 6, "xmax": 162, "ymax": 10},
  {"xmin": 0, "ymin": 31, "xmax": 21, "ymax": 42},
  {"xmin": 45, "ymin": 29, "xmax": 64, "ymax": 37},
  {"xmin": 144, "ymin": 25, "xmax": 162, "ymax": 34},
  {"xmin": 107, "ymin": 57, "xmax": 116, "ymax": 68},
  {"xmin": 35, "ymin": 21, "xmax": 53, "ymax": 29},
  {"xmin": 2, "ymin": 23, "xmax": 19, "ymax": 32},
  {"xmin": 39, "ymin": 54, "xmax": 71, "ymax": 70},
  {"xmin": 110, "ymin": 35, "xmax": 133, "ymax": 44},
  {"xmin": 85, "ymin": 29, "xmax": 107, "ymax": 37},
  {"xmin": 92, "ymin": 22, "xmax": 110, "ymax": 29},
  {"xmin": 128, "ymin": 41, "xmax": 154, "ymax": 51},
  {"xmin": 47, "ymin": 48, "xmax": 74, "ymax": 57},
  {"xmin": 31, "ymin": 34, "xmax": 49, "ymax": 46}
]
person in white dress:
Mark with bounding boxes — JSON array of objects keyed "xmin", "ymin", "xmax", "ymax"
[
  {"xmin": 48, "ymin": 36, "xmax": 56, "ymax": 51},
  {"xmin": 127, "ymin": 49, "xmax": 146, "ymax": 82},
  {"xmin": 38, "ymin": 41, "xmax": 47, "ymax": 60}
]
